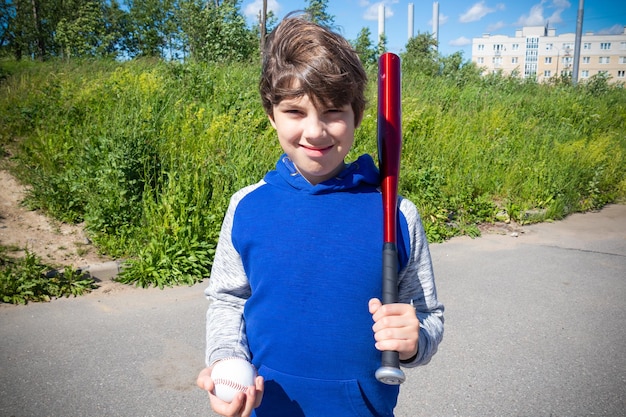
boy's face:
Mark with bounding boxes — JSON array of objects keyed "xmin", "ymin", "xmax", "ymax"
[{"xmin": 269, "ymin": 94, "xmax": 357, "ymax": 185}]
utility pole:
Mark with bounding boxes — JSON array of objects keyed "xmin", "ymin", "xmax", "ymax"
[
  {"xmin": 572, "ymin": 0, "xmax": 584, "ymax": 85},
  {"xmin": 260, "ymin": 0, "xmax": 267, "ymax": 61}
]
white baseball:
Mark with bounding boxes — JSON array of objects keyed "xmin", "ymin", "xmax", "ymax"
[{"xmin": 211, "ymin": 357, "xmax": 257, "ymax": 403}]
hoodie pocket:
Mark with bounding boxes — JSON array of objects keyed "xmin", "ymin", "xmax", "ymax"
[{"xmin": 254, "ymin": 365, "xmax": 393, "ymax": 417}]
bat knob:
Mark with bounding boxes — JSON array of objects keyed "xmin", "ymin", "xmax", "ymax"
[{"xmin": 375, "ymin": 366, "xmax": 406, "ymax": 385}]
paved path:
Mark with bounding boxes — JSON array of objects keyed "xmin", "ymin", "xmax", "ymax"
[{"xmin": 1, "ymin": 205, "xmax": 625, "ymax": 417}]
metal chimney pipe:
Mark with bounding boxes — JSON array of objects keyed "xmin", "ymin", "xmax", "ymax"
[
  {"xmin": 433, "ymin": 2, "xmax": 439, "ymax": 50},
  {"xmin": 379, "ymin": 4, "xmax": 385, "ymax": 41},
  {"xmin": 408, "ymin": 3, "xmax": 414, "ymax": 40}
]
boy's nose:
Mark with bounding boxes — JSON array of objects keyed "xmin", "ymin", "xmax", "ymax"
[{"xmin": 303, "ymin": 116, "xmax": 325, "ymax": 140}]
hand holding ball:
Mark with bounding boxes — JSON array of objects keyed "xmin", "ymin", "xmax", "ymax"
[{"xmin": 212, "ymin": 357, "xmax": 257, "ymax": 403}]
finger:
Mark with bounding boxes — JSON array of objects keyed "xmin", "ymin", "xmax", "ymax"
[
  {"xmin": 210, "ymin": 391, "xmax": 246, "ymax": 417},
  {"xmin": 371, "ymin": 302, "xmax": 415, "ymax": 323},
  {"xmin": 253, "ymin": 376, "xmax": 265, "ymax": 408},
  {"xmin": 240, "ymin": 386, "xmax": 258, "ymax": 417},
  {"xmin": 196, "ymin": 368, "xmax": 214, "ymax": 391},
  {"xmin": 375, "ymin": 337, "xmax": 417, "ymax": 356},
  {"xmin": 369, "ymin": 298, "xmax": 382, "ymax": 314}
]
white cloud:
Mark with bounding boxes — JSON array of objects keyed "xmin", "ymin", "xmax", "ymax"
[
  {"xmin": 430, "ymin": 13, "xmax": 449, "ymax": 27},
  {"xmin": 552, "ymin": 0, "xmax": 571, "ymax": 9},
  {"xmin": 515, "ymin": 1, "xmax": 571, "ymax": 27},
  {"xmin": 516, "ymin": 4, "xmax": 544, "ymax": 26},
  {"xmin": 450, "ymin": 36, "xmax": 471, "ymax": 47},
  {"xmin": 244, "ymin": 0, "xmax": 281, "ymax": 20},
  {"xmin": 459, "ymin": 1, "xmax": 505, "ymax": 23},
  {"xmin": 597, "ymin": 24, "xmax": 626, "ymax": 35},
  {"xmin": 363, "ymin": 1, "xmax": 399, "ymax": 21},
  {"xmin": 487, "ymin": 21, "xmax": 506, "ymax": 32}
]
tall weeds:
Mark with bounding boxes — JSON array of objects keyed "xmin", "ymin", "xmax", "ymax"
[{"xmin": 1, "ymin": 59, "xmax": 624, "ymax": 287}]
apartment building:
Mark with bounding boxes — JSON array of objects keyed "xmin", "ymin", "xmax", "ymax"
[{"xmin": 472, "ymin": 25, "xmax": 626, "ymax": 83}]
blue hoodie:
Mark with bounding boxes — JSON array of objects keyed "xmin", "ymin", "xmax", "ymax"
[{"xmin": 204, "ymin": 154, "xmax": 444, "ymax": 417}]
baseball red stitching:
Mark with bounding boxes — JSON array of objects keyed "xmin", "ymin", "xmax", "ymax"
[{"xmin": 213, "ymin": 377, "xmax": 248, "ymax": 393}]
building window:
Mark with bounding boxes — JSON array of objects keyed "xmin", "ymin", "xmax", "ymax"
[
  {"xmin": 545, "ymin": 57, "xmax": 552, "ymax": 64},
  {"xmin": 621, "ymin": 42, "xmax": 626, "ymax": 50},
  {"xmin": 492, "ymin": 56, "xmax": 502, "ymax": 65},
  {"xmin": 512, "ymin": 57, "xmax": 518, "ymax": 64},
  {"xmin": 599, "ymin": 56, "xmax": 610, "ymax": 64},
  {"xmin": 581, "ymin": 70, "xmax": 589, "ymax": 78},
  {"xmin": 600, "ymin": 42, "xmax": 611, "ymax": 50},
  {"xmin": 583, "ymin": 43, "xmax": 591, "ymax": 50},
  {"xmin": 546, "ymin": 43, "xmax": 553, "ymax": 50},
  {"xmin": 618, "ymin": 70, "xmax": 625, "ymax": 78},
  {"xmin": 477, "ymin": 57, "xmax": 484, "ymax": 64},
  {"xmin": 525, "ymin": 64, "xmax": 538, "ymax": 77},
  {"xmin": 525, "ymin": 37, "xmax": 539, "ymax": 77},
  {"xmin": 512, "ymin": 44, "xmax": 519, "ymax": 51},
  {"xmin": 619, "ymin": 56, "xmax": 626, "ymax": 64},
  {"xmin": 583, "ymin": 56, "xmax": 590, "ymax": 64},
  {"xmin": 544, "ymin": 70, "xmax": 551, "ymax": 77},
  {"xmin": 562, "ymin": 43, "xmax": 573, "ymax": 51},
  {"xmin": 478, "ymin": 44, "xmax": 485, "ymax": 51}
]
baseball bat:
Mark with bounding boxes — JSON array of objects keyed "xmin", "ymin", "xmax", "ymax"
[{"xmin": 375, "ymin": 52, "xmax": 406, "ymax": 385}]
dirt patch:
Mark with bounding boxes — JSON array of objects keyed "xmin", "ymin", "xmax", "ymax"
[
  {"xmin": 478, "ymin": 220, "xmax": 525, "ymax": 237},
  {"xmin": 0, "ymin": 169, "xmax": 135, "ymax": 294},
  {"xmin": 0, "ymin": 169, "xmax": 114, "ymax": 269}
]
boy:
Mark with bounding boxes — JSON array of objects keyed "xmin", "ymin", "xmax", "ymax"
[{"xmin": 197, "ymin": 16, "xmax": 444, "ymax": 417}]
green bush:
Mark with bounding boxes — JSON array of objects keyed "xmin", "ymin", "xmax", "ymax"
[
  {"xmin": 1, "ymin": 58, "xmax": 625, "ymax": 288},
  {"xmin": 0, "ymin": 249, "xmax": 97, "ymax": 304}
]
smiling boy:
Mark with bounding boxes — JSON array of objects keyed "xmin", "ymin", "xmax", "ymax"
[{"xmin": 197, "ymin": 16, "xmax": 444, "ymax": 417}]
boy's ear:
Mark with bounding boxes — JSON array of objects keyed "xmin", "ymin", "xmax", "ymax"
[
  {"xmin": 267, "ymin": 113, "xmax": 277, "ymax": 129},
  {"xmin": 355, "ymin": 113, "xmax": 364, "ymax": 129}
]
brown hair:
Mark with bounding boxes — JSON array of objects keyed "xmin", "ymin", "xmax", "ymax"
[{"xmin": 259, "ymin": 16, "xmax": 367, "ymax": 125}]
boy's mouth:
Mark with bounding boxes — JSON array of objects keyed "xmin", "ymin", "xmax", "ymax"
[{"xmin": 300, "ymin": 144, "xmax": 333, "ymax": 156}]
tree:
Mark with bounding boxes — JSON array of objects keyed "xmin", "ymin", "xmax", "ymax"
[
  {"xmin": 352, "ymin": 27, "xmax": 376, "ymax": 66},
  {"xmin": 178, "ymin": 0, "xmax": 256, "ymax": 63},
  {"xmin": 3, "ymin": 0, "xmax": 53, "ymax": 59},
  {"xmin": 439, "ymin": 51, "xmax": 482, "ymax": 85},
  {"xmin": 439, "ymin": 51, "xmax": 463, "ymax": 77},
  {"xmin": 304, "ymin": 0, "xmax": 334, "ymax": 29},
  {"xmin": 255, "ymin": 2, "xmax": 277, "ymax": 61},
  {"xmin": 401, "ymin": 32, "xmax": 439, "ymax": 76},
  {"xmin": 377, "ymin": 33, "xmax": 387, "ymax": 57},
  {"xmin": 101, "ymin": 0, "xmax": 131, "ymax": 57},
  {"xmin": 125, "ymin": 0, "xmax": 170, "ymax": 57},
  {"xmin": 30, "ymin": 0, "xmax": 45, "ymax": 58},
  {"xmin": 55, "ymin": 0, "xmax": 105, "ymax": 58}
]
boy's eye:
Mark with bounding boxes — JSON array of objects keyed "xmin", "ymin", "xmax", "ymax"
[{"xmin": 326, "ymin": 104, "xmax": 350, "ymax": 114}]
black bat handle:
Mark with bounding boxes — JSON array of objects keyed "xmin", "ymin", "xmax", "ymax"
[{"xmin": 375, "ymin": 243, "xmax": 406, "ymax": 385}]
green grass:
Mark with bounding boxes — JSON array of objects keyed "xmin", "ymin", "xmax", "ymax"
[
  {"xmin": 0, "ymin": 248, "xmax": 97, "ymax": 304},
  {"xmin": 1, "ymin": 58, "xmax": 624, "ymax": 289}
]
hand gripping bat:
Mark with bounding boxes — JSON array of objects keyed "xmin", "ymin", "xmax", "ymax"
[{"xmin": 375, "ymin": 52, "xmax": 406, "ymax": 385}]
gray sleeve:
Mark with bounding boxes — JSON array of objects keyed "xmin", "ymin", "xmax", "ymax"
[
  {"xmin": 203, "ymin": 183, "xmax": 263, "ymax": 366},
  {"xmin": 397, "ymin": 197, "xmax": 445, "ymax": 367}
]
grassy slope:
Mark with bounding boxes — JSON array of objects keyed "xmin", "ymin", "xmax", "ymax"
[{"xmin": 1, "ymin": 58, "xmax": 624, "ymax": 286}]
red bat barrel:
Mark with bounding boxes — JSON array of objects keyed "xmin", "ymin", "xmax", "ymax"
[
  {"xmin": 378, "ymin": 52, "xmax": 402, "ymax": 246},
  {"xmin": 375, "ymin": 52, "xmax": 406, "ymax": 385}
]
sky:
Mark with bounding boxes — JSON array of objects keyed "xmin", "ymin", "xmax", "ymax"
[{"xmin": 241, "ymin": 0, "xmax": 626, "ymax": 59}]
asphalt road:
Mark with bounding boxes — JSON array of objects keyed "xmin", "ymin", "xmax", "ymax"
[{"xmin": 1, "ymin": 204, "xmax": 625, "ymax": 417}]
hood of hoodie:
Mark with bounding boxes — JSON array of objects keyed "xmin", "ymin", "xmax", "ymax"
[{"xmin": 263, "ymin": 154, "xmax": 381, "ymax": 195}]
